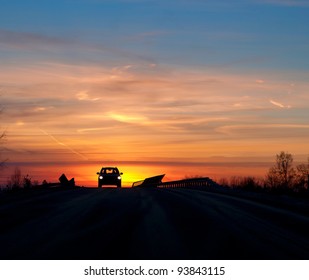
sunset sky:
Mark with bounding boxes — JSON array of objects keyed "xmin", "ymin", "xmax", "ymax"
[{"xmin": 1, "ymin": 0, "xmax": 309, "ymax": 187}]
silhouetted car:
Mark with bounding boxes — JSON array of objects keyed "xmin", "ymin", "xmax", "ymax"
[{"xmin": 96, "ymin": 167, "xmax": 123, "ymax": 188}]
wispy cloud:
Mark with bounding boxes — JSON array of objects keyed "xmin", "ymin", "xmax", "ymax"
[
  {"xmin": 258, "ymin": 0, "xmax": 309, "ymax": 7},
  {"xmin": 76, "ymin": 91, "xmax": 100, "ymax": 101},
  {"xmin": 0, "ymin": 29, "xmax": 155, "ymax": 64},
  {"xmin": 1, "ymin": 60, "xmax": 308, "ymax": 174},
  {"xmin": 269, "ymin": 99, "xmax": 291, "ymax": 108},
  {"xmin": 40, "ymin": 129, "xmax": 88, "ymax": 161},
  {"xmin": 0, "ymin": 29, "xmax": 74, "ymax": 50}
]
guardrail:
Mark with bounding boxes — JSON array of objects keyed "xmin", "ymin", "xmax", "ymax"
[
  {"xmin": 158, "ymin": 177, "xmax": 219, "ymax": 189},
  {"xmin": 132, "ymin": 175, "xmax": 219, "ymax": 189}
]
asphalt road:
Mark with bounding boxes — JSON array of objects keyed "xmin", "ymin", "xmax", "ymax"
[{"xmin": 1, "ymin": 187, "xmax": 309, "ymax": 259}]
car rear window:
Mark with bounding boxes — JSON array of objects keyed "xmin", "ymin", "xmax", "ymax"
[{"xmin": 102, "ymin": 168, "xmax": 118, "ymax": 174}]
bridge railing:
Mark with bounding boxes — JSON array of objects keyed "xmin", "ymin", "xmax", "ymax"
[
  {"xmin": 158, "ymin": 177, "xmax": 218, "ymax": 189},
  {"xmin": 132, "ymin": 175, "xmax": 220, "ymax": 189}
]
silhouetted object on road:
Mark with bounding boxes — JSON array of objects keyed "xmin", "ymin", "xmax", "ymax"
[
  {"xmin": 97, "ymin": 167, "xmax": 123, "ymax": 188},
  {"xmin": 132, "ymin": 174, "xmax": 165, "ymax": 188},
  {"xmin": 59, "ymin": 174, "xmax": 75, "ymax": 188}
]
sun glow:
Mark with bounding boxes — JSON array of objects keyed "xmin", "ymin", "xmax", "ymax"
[{"xmin": 69, "ymin": 163, "xmax": 168, "ymax": 187}]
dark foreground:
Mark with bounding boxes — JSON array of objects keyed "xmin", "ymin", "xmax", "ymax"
[{"xmin": 1, "ymin": 187, "xmax": 309, "ymax": 259}]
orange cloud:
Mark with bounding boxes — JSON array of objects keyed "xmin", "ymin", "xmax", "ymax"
[{"xmin": 1, "ymin": 61, "xmax": 309, "ymax": 186}]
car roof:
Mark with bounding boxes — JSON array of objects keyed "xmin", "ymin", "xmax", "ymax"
[{"xmin": 101, "ymin": 167, "xmax": 119, "ymax": 171}]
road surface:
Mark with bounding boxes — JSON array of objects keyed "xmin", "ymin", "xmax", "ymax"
[{"xmin": 1, "ymin": 187, "xmax": 309, "ymax": 259}]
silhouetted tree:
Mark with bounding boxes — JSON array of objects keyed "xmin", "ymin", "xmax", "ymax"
[
  {"xmin": 229, "ymin": 176, "xmax": 243, "ymax": 189},
  {"xmin": 0, "ymin": 131, "xmax": 4, "ymax": 168},
  {"xmin": 227, "ymin": 176, "xmax": 262, "ymax": 190},
  {"xmin": 32, "ymin": 180, "xmax": 39, "ymax": 187},
  {"xmin": 0, "ymin": 106, "xmax": 6, "ymax": 170},
  {"xmin": 218, "ymin": 177, "xmax": 229, "ymax": 187},
  {"xmin": 240, "ymin": 176, "xmax": 262, "ymax": 191},
  {"xmin": 266, "ymin": 151, "xmax": 296, "ymax": 190},
  {"xmin": 8, "ymin": 167, "xmax": 22, "ymax": 189},
  {"xmin": 295, "ymin": 157, "xmax": 309, "ymax": 191},
  {"xmin": 23, "ymin": 174, "xmax": 32, "ymax": 189},
  {"xmin": 0, "ymin": 130, "xmax": 5, "ymax": 188}
]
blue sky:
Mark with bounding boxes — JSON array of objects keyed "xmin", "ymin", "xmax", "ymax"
[
  {"xmin": 1, "ymin": 0, "xmax": 308, "ymax": 70},
  {"xmin": 0, "ymin": 0, "xmax": 309, "ymax": 185}
]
